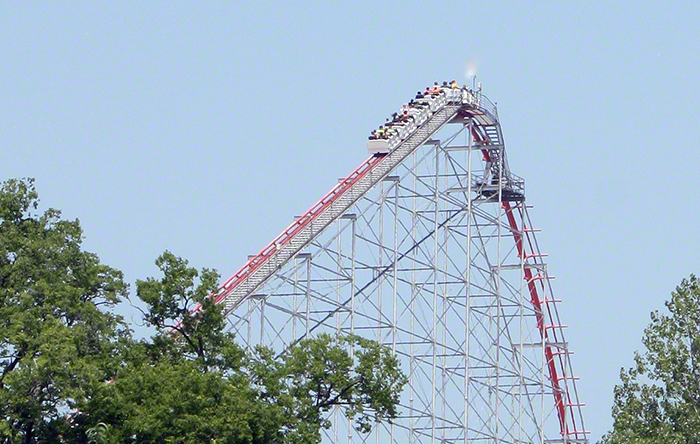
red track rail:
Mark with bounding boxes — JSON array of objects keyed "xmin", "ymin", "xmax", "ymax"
[
  {"xmin": 177, "ymin": 154, "xmax": 388, "ymax": 325},
  {"xmin": 213, "ymin": 153, "xmax": 386, "ymax": 305},
  {"xmin": 503, "ymin": 201, "xmax": 568, "ymax": 437},
  {"xmin": 477, "ymin": 136, "xmax": 578, "ymax": 440}
]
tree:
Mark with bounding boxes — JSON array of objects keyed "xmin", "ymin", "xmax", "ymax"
[
  {"xmin": 601, "ymin": 275, "xmax": 700, "ymax": 444},
  {"xmin": 271, "ymin": 332, "xmax": 406, "ymax": 439},
  {"xmin": 0, "ymin": 178, "xmax": 129, "ymax": 443},
  {"xmin": 0, "ymin": 178, "xmax": 407, "ymax": 444},
  {"xmin": 86, "ymin": 423, "xmax": 109, "ymax": 444},
  {"xmin": 81, "ymin": 252, "xmax": 407, "ymax": 444}
]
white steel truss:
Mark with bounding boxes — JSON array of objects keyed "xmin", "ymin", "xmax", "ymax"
[{"xmin": 221, "ymin": 92, "xmax": 588, "ymax": 444}]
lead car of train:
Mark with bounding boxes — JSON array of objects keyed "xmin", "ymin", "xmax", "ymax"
[{"xmin": 367, "ymin": 86, "xmax": 479, "ymax": 155}]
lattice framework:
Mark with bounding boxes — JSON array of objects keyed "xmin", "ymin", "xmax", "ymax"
[{"xmin": 221, "ymin": 96, "xmax": 588, "ymax": 444}]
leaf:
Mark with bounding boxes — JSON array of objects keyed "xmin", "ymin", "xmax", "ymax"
[{"xmin": 602, "ymin": 275, "xmax": 700, "ymax": 443}]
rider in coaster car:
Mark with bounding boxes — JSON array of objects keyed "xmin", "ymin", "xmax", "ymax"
[
  {"xmin": 372, "ymin": 81, "xmax": 456, "ymax": 142},
  {"xmin": 409, "ymin": 99, "xmax": 425, "ymax": 110}
]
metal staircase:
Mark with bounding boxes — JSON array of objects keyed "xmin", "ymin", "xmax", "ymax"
[{"xmin": 468, "ymin": 110, "xmax": 525, "ymax": 202}]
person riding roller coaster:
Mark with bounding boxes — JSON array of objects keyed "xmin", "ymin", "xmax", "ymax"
[{"xmin": 368, "ymin": 81, "xmax": 456, "ymax": 141}]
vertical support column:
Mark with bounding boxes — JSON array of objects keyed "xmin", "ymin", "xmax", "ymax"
[
  {"xmin": 440, "ymin": 144, "xmax": 448, "ymax": 444},
  {"xmin": 377, "ymin": 181, "xmax": 384, "ymax": 444},
  {"xmin": 378, "ymin": 181, "xmax": 384, "ymax": 345},
  {"xmin": 381, "ymin": 176, "xmax": 399, "ymax": 355},
  {"xmin": 340, "ymin": 213, "xmax": 357, "ymax": 444},
  {"xmin": 431, "ymin": 141, "xmax": 440, "ymax": 444},
  {"xmin": 383, "ymin": 175, "xmax": 400, "ymax": 444},
  {"xmin": 293, "ymin": 257, "xmax": 299, "ymax": 340},
  {"xmin": 463, "ymin": 119, "xmax": 474, "ymax": 444},
  {"xmin": 260, "ymin": 299, "xmax": 265, "ymax": 345},
  {"xmin": 541, "ymin": 284, "xmax": 547, "ymax": 444},
  {"xmin": 409, "ymin": 150, "xmax": 417, "ymax": 444},
  {"xmin": 295, "ymin": 253, "xmax": 312, "ymax": 337},
  {"xmin": 518, "ymin": 206, "xmax": 526, "ymax": 444},
  {"xmin": 495, "ymin": 143, "xmax": 504, "ymax": 444},
  {"xmin": 337, "ymin": 218, "xmax": 343, "ymax": 334},
  {"xmin": 247, "ymin": 299, "xmax": 253, "ymax": 353},
  {"xmin": 306, "ymin": 256, "xmax": 311, "ymax": 337},
  {"xmin": 392, "ymin": 180, "xmax": 398, "ymax": 444},
  {"xmin": 334, "ymin": 219, "xmax": 342, "ymax": 444}
]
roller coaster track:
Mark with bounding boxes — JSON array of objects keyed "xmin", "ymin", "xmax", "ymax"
[
  {"xmin": 215, "ymin": 91, "xmax": 514, "ymax": 313},
  {"xmin": 213, "ymin": 88, "xmax": 588, "ymax": 443}
]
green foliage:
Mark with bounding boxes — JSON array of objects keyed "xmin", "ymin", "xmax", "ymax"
[
  {"xmin": 0, "ymin": 178, "xmax": 407, "ymax": 444},
  {"xmin": 86, "ymin": 423, "xmax": 109, "ymax": 444},
  {"xmin": 135, "ymin": 251, "xmax": 242, "ymax": 373},
  {"xmin": 279, "ymin": 333, "xmax": 406, "ymax": 435},
  {"xmin": 601, "ymin": 275, "xmax": 700, "ymax": 444},
  {"xmin": 83, "ymin": 359, "xmax": 267, "ymax": 444},
  {"xmin": 0, "ymin": 178, "xmax": 129, "ymax": 443},
  {"xmin": 86, "ymin": 251, "xmax": 407, "ymax": 444},
  {"xmin": 247, "ymin": 333, "xmax": 406, "ymax": 444}
]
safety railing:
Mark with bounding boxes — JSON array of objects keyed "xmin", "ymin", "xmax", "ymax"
[
  {"xmin": 476, "ymin": 92, "xmax": 498, "ymax": 122},
  {"xmin": 471, "ymin": 170, "xmax": 525, "ymax": 198}
]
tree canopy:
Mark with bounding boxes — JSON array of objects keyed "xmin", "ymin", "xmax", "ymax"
[
  {"xmin": 601, "ymin": 275, "xmax": 700, "ymax": 444},
  {"xmin": 0, "ymin": 178, "xmax": 407, "ymax": 444},
  {"xmin": 0, "ymin": 178, "xmax": 129, "ymax": 443}
]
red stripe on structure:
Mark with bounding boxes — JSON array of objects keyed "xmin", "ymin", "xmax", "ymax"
[
  {"xmin": 172, "ymin": 154, "xmax": 388, "ymax": 332},
  {"xmin": 502, "ymin": 201, "xmax": 568, "ymax": 437},
  {"xmin": 477, "ymin": 135, "xmax": 570, "ymax": 437},
  {"xmin": 214, "ymin": 154, "xmax": 387, "ymax": 306}
]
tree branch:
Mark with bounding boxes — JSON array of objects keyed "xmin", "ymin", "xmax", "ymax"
[
  {"xmin": 316, "ymin": 379, "xmax": 360, "ymax": 410},
  {"xmin": 0, "ymin": 345, "xmax": 27, "ymax": 387},
  {"xmin": 160, "ymin": 322, "xmax": 199, "ymax": 358}
]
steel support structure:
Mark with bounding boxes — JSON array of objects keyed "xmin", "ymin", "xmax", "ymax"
[{"xmin": 218, "ymin": 92, "xmax": 588, "ymax": 444}]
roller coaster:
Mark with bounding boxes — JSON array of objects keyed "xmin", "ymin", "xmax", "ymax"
[{"xmin": 212, "ymin": 84, "xmax": 588, "ymax": 444}]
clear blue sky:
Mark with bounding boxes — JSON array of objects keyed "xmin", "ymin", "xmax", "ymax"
[{"xmin": 2, "ymin": 2, "xmax": 700, "ymax": 441}]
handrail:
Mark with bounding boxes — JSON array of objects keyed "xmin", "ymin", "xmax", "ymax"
[{"xmin": 477, "ymin": 92, "xmax": 498, "ymax": 122}]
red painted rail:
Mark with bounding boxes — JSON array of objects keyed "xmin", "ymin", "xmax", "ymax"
[
  {"xmin": 503, "ymin": 200, "xmax": 569, "ymax": 437},
  {"xmin": 477, "ymin": 137, "xmax": 578, "ymax": 440},
  {"xmin": 213, "ymin": 153, "xmax": 386, "ymax": 306}
]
